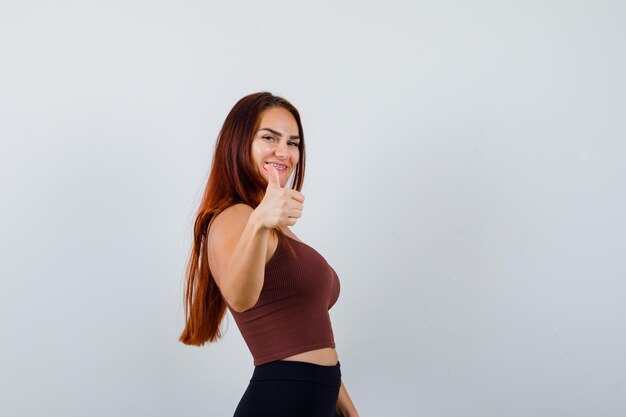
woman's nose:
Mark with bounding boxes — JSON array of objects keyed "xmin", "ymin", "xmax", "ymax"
[{"xmin": 274, "ymin": 142, "xmax": 289, "ymax": 159}]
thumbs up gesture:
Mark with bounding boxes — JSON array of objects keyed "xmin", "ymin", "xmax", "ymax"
[{"xmin": 252, "ymin": 163, "xmax": 305, "ymax": 229}]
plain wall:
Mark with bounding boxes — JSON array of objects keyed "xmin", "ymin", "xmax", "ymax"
[{"xmin": 1, "ymin": 0, "xmax": 625, "ymax": 416}]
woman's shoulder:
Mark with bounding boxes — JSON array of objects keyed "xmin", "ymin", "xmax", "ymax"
[
  {"xmin": 218, "ymin": 203, "xmax": 254, "ymax": 219},
  {"xmin": 209, "ymin": 203, "xmax": 254, "ymax": 239},
  {"xmin": 216, "ymin": 203, "xmax": 254, "ymax": 222},
  {"xmin": 207, "ymin": 203, "xmax": 278, "ymax": 270}
]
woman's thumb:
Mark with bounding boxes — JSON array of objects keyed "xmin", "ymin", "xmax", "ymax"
[{"xmin": 263, "ymin": 164, "xmax": 281, "ymax": 187}]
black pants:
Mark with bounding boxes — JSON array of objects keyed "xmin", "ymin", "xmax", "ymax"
[{"xmin": 233, "ymin": 359, "xmax": 342, "ymax": 417}]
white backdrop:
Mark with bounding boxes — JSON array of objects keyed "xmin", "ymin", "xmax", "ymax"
[{"xmin": 1, "ymin": 1, "xmax": 625, "ymax": 416}]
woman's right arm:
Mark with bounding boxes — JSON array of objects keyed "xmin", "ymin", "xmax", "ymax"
[
  {"xmin": 208, "ymin": 204, "xmax": 271, "ymax": 312},
  {"xmin": 208, "ymin": 165, "xmax": 304, "ymax": 312}
]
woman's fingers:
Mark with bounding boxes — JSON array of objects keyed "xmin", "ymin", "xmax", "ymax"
[
  {"xmin": 288, "ymin": 207, "xmax": 303, "ymax": 219},
  {"xmin": 288, "ymin": 189, "xmax": 305, "ymax": 203}
]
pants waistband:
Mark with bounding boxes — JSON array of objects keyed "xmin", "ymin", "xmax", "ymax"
[{"xmin": 251, "ymin": 360, "xmax": 341, "ymax": 388}]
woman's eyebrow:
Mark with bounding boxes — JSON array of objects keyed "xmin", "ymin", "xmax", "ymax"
[{"xmin": 259, "ymin": 127, "xmax": 301, "ymax": 140}]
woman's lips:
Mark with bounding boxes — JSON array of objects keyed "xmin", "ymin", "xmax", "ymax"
[{"xmin": 265, "ymin": 162, "xmax": 288, "ymax": 172}]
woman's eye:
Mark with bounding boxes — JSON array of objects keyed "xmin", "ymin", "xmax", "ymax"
[{"xmin": 262, "ymin": 135, "xmax": 298, "ymax": 147}]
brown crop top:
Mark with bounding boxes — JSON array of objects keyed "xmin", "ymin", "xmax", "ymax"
[{"xmin": 225, "ymin": 231, "xmax": 341, "ymax": 366}]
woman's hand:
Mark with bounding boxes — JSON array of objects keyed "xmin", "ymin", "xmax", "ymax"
[
  {"xmin": 336, "ymin": 378, "xmax": 359, "ymax": 417},
  {"xmin": 251, "ymin": 164, "xmax": 304, "ymax": 229}
]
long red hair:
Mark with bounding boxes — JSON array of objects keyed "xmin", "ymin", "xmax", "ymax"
[{"xmin": 179, "ymin": 92, "xmax": 306, "ymax": 345}]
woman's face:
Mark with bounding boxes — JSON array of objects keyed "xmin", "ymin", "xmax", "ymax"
[{"xmin": 251, "ymin": 107, "xmax": 301, "ymax": 187}]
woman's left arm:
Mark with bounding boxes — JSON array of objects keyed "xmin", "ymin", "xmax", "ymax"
[{"xmin": 336, "ymin": 378, "xmax": 359, "ymax": 417}]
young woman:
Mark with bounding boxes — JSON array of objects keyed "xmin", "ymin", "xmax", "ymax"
[{"xmin": 179, "ymin": 92, "xmax": 359, "ymax": 417}]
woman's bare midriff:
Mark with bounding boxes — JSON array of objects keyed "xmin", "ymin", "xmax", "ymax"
[{"xmin": 280, "ymin": 347, "xmax": 339, "ymax": 366}]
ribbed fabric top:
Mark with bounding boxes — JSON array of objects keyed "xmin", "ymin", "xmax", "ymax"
[{"xmin": 226, "ymin": 231, "xmax": 341, "ymax": 366}]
